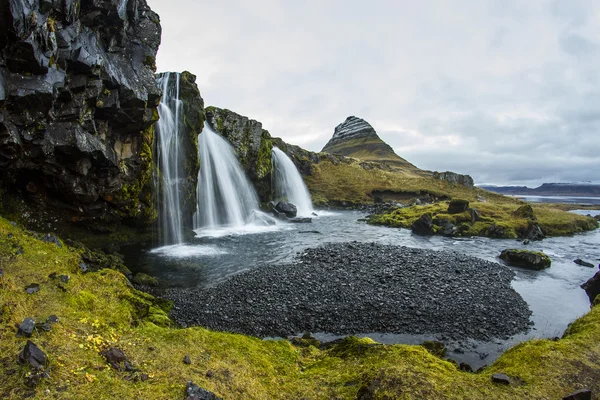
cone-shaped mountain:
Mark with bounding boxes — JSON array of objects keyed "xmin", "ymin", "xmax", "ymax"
[{"xmin": 321, "ymin": 116, "xmax": 416, "ymax": 169}]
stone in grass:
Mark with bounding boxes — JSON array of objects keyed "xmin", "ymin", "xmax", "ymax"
[
  {"xmin": 0, "ymin": 268, "xmax": 4, "ymax": 277},
  {"xmin": 186, "ymin": 381, "xmax": 222, "ymax": 400},
  {"xmin": 132, "ymin": 273, "xmax": 159, "ymax": 287},
  {"xmin": 421, "ymin": 340, "xmax": 446, "ymax": 358},
  {"xmin": 46, "ymin": 315, "xmax": 59, "ymax": 324},
  {"xmin": 447, "ymin": 199, "xmax": 469, "ymax": 214},
  {"xmin": 499, "ymin": 249, "xmax": 551, "ymax": 270},
  {"xmin": 17, "ymin": 318, "xmax": 36, "ymax": 337},
  {"xmin": 183, "ymin": 355, "xmax": 191, "ymax": 365},
  {"xmin": 491, "ymin": 373, "xmax": 511, "ymax": 385},
  {"xmin": 574, "ymin": 259, "xmax": 594, "ymax": 268},
  {"xmin": 101, "ymin": 347, "xmax": 129, "ymax": 371},
  {"xmin": 25, "ymin": 283, "xmax": 40, "ymax": 294},
  {"xmin": 18, "ymin": 340, "xmax": 47, "ymax": 369},
  {"xmin": 562, "ymin": 389, "xmax": 592, "ymax": 400}
]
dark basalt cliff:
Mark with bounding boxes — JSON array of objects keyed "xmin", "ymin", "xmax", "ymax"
[
  {"xmin": 0, "ymin": 0, "xmax": 162, "ymax": 234},
  {"xmin": 321, "ymin": 116, "xmax": 416, "ymax": 169}
]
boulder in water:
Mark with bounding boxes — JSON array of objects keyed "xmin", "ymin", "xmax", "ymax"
[
  {"xmin": 581, "ymin": 271, "xmax": 600, "ymax": 303},
  {"xmin": 574, "ymin": 259, "xmax": 594, "ymax": 268},
  {"xmin": 411, "ymin": 213, "xmax": 434, "ymax": 235},
  {"xmin": 499, "ymin": 249, "xmax": 551, "ymax": 270},
  {"xmin": 275, "ymin": 202, "xmax": 297, "ymax": 218}
]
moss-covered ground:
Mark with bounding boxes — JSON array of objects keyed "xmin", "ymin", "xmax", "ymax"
[
  {"xmin": 368, "ymin": 200, "xmax": 598, "ymax": 238},
  {"xmin": 1, "ymin": 216, "xmax": 599, "ymax": 399}
]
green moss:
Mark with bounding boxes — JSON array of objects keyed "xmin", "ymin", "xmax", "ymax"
[
  {"xmin": 2, "ymin": 216, "xmax": 600, "ymax": 398},
  {"xmin": 256, "ymin": 132, "xmax": 273, "ymax": 180}
]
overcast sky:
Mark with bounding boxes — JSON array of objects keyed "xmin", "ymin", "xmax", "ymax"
[{"xmin": 147, "ymin": 0, "xmax": 600, "ymax": 186}]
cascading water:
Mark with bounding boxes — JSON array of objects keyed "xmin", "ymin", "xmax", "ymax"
[
  {"xmin": 194, "ymin": 125, "xmax": 263, "ymax": 230},
  {"xmin": 154, "ymin": 72, "xmax": 184, "ymax": 245},
  {"xmin": 271, "ymin": 147, "xmax": 314, "ymax": 216}
]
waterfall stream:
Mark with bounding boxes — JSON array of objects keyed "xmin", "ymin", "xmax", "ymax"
[
  {"xmin": 194, "ymin": 125, "xmax": 268, "ymax": 233},
  {"xmin": 154, "ymin": 72, "xmax": 184, "ymax": 245},
  {"xmin": 271, "ymin": 147, "xmax": 314, "ymax": 216}
]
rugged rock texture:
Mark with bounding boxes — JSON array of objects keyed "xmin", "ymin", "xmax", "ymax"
[
  {"xmin": 155, "ymin": 71, "xmax": 203, "ymax": 229},
  {"xmin": 0, "ymin": 0, "xmax": 161, "ymax": 234},
  {"xmin": 322, "ymin": 116, "xmax": 416, "ymax": 169},
  {"xmin": 499, "ymin": 249, "xmax": 551, "ymax": 270},
  {"xmin": 432, "ymin": 171, "xmax": 475, "ymax": 188}
]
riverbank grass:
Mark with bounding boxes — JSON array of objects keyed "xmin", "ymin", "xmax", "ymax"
[{"xmin": 1, "ymin": 216, "xmax": 599, "ymax": 399}]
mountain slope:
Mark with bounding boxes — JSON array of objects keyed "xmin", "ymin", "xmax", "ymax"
[{"xmin": 322, "ymin": 116, "xmax": 416, "ymax": 170}]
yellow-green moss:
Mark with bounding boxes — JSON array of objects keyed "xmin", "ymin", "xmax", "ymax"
[{"xmin": 2, "ymin": 216, "xmax": 600, "ymax": 399}]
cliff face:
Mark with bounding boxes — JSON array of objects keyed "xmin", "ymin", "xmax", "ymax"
[
  {"xmin": 204, "ymin": 106, "xmax": 273, "ymax": 202},
  {"xmin": 156, "ymin": 71, "xmax": 204, "ymax": 229},
  {"xmin": 322, "ymin": 116, "xmax": 416, "ymax": 170},
  {"xmin": 0, "ymin": 0, "xmax": 162, "ymax": 233}
]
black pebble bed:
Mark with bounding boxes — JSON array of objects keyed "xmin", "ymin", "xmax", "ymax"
[{"xmin": 165, "ymin": 242, "xmax": 532, "ymax": 341}]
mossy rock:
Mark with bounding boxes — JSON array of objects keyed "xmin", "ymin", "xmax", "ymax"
[
  {"xmin": 132, "ymin": 272, "xmax": 159, "ymax": 287},
  {"xmin": 499, "ymin": 249, "xmax": 551, "ymax": 270},
  {"xmin": 513, "ymin": 204, "xmax": 536, "ymax": 220},
  {"xmin": 447, "ymin": 199, "xmax": 469, "ymax": 214}
]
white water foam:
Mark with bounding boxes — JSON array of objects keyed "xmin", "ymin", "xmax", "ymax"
[{"xmin": 149, "ymin": 244, "xmax": 227, "ymax": 258}]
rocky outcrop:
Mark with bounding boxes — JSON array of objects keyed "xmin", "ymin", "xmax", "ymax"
[
  {"xmin": 499, "ymin": 249, "xmax": 551, "ymax": 270},
  {"xmin": 432, "ymin": 171, "xmax": 474, "ymax": 188},
  {"xmin": 581, "ymin": 271, "xmax": 600, "ymax": 303},
  {"xmin": 204, "ymin": 106, "xmax": 273, "ymax": 201},
  {"xmin": 0, "ymin": 0, "xmax": 161, "ymax": 234},
  {"xmin": 322, "ymin": 116, "xmax": 416, "ymax": 169}
]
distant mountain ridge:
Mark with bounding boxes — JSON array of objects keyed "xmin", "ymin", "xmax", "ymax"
[
  {"xmin": 321, "ymin": 116, "xmax": 416, "ymax": 170},
  {"xmin": 480, "ymin": 183, "xmax": 600, "ymax": 197}
]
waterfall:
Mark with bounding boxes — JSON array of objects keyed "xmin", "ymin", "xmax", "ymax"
[
  {"xmin": 194, "ymin": 125, "xmax": 262, "ymax": 230},
  {"xmin": 154, "ymin": 72, "xmax": 184, "ymax": 245},
  {"xmin": 271, "ymin": 147, "xmax": 314, "ymax": 216}
]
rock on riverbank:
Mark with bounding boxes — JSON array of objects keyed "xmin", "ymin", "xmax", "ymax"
[{"xmin": 166, "ymin": 242, "xmax": 531, "ymax": 341}]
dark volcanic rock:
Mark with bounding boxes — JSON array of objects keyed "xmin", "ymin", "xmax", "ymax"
[
  {"xmin": 289, "ymin": 217, "xmax": 312, "ymax": 223},
  {"xmin": 18, "ymin": 340, "xmax": 47, "ymax": 369},
  {"xmin": 275, "ymin": 202, "xmax": 297, "ymax": 218},
  {"xmin": 25, "ymin": 283, "xmax": 40, "ymax": 294},
  {"xmin": 447, "ymin": 199, "xmax": 469, "ymax": 214},
  {"xmin": 166, "ymin": 242, "xmax": 531, "ymax": 342},
  {"xmin": 0, "ymin": 0, "xmax": 162, "ymax": 233},
  {"xmin": 411, "ymin": 213, "xmax": 434, "ymax": 235},
  {"xmin": 101, "ymin": 347, "xmax": 129, "ymax": 371},
  {"xmin": 562, "ymin": 389, "xmax": 592, "ymax": 400},
  {"xmin": 581, "ymin": 271, "xmax": 600, "ymax": 303},
  {"xmin": 499, "ymin": 249, "xmax": 551, "ymax": 270},
  {"xmin": 491, "ymin": 373, "xmax": 511, "ymax": 385},
  {"xmin": 17, "ymin": 318, "xmax": 36, "ymax": 337},
  {"xmin": 574, "ymin": 259, "xmax": 594, "ymax": 268},
  {"xmin": 186, "ymin": 381, "xmax": 222, "ymax": 400}
]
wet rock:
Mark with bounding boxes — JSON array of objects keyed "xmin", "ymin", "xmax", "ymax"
[
  {"xmin": 581, "ymin": 271, "xmax": 600, "ymax": 303},
  {"xmin": 186, "ymin": 381, "xmax": 222, "ymax": 400},
  {"xmin": 275, "ymin": 202, "xmax": 298, "ymax": 218},
  {"xmin": 25, "ymin": 284, "xmax": 40, "ymax": 294},
  {"xmin": 439, "ymin": 222, "xmax": 458, "ymax": 237},
  {"xmin": 525, "ymin": 223, "xmax": 544, "ymax": 241},
  {"xmin": 17, "ymin": 318, "xmax": 36, "ymax": 337},
  {"xmin": 411, "ymin": 213, "xmax": 434, "ymax": 235},
  {"xmin": 18, "ymin": 341, "xmax": 47, "ymax": 369},
  {"xmin": 289, "ymin": 217, "xmax": 312, "ymax": 223},
  {"xmin": 491, "ymin": 373, "xmax": 511, "ymax": 385},
  {"xmin": 132, "ymin": 273, "xmax": 159, "ymax": 287},
  {"xmin": 562, "ymin": 389, "xmax": 592, "ymax": 400},
  {"xmin": 183, "ymin": 355, "xmax": 191, "ymax": 365},
  {"xmin": 447, "ymin": 199, "xmax": 469, "ymax": 214},
  {"xmin": 499, "ymin": 249, "xmax": 551, "ymax": 270},
  {"xmin": 41, "ymin": 234, "xmax": 62, "ymax": 248},
  {"xmin": 574, "ymin": 259, "xmax": 594, "ymax": 268}
]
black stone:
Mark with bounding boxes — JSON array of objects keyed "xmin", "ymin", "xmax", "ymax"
[
  {"xmin": 59, "ymin": 275, "xmax": 71, "ymax": 283},
  {"xmin": 186, "ymin": 381, "xmax": 222, "ymax": 400},
  {"xmin": 289, "ymin": 217, "xmax": 312, "ymax": 223},
  {"xmin": 411, "ymin": 213, "xmax": 434, "ymax": 235},
  {"xmin": 447, "ymin": 199, "xmax": 469, "ymax": 214},
  {"xmin": 562, "ymin": 389, "xmax": 592, "ymax": 400},
  {"xmin": 18, "ymin": 341, "xmax": 47, "ymax": 369},
  {"xmin": 25, "ymin": 284, "xmax": 40, "ymax": 294},
  {"xmin": 275, "ymin": 202, "xmax": 298, "ymax": 218},
  {"xmin": 499, "ymin": 249, "xmax": 551, "ymax": 270},
  {"xmin": 574, "ymin": 259, "xmax": 594, "ymax": 268},
  {"xmin": 183, "ymin": 355, "xmax": 191, "ymax": 365},
  {"xmin": 101, "ymin": 347, "xmax": 129, "ymax": 370},
  {"xmin": 17, "ymin": 318, "xmax": 36, "ymax": 337},
  {"xmin": 491, "ymin": 373, "xmax": 511, "ymax": 385},
  {"xmin": 46, "ymin": 315, "xmax": 59, "ymax": 324},
  {"xmin": 581, "ymin": 271, "xmax": 600, "ymax": 303}
]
